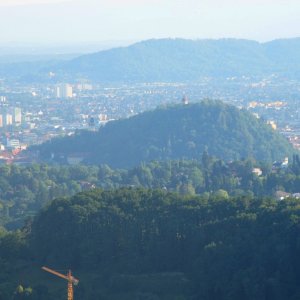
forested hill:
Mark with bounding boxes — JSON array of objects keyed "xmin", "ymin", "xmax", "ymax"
[
  {"xmin": 2, "ymin": 188, "xmax": 300, "ymax": 299},
  {"xmin": 35, "ymin": 101, "xmax": 295, "ymax": 168},
  {"xmin": 56, "ymin": 38, "xmax": 300, "ymax": 81}
]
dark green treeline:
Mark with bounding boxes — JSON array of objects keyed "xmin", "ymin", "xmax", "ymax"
[{"xmin": 1, "ymin": 188, "xmax": 300, "ymax": 299}]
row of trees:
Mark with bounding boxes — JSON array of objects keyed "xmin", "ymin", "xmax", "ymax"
[{"xmin": 2, "ymin": 155, "xmax": 300, "ymax": 229}]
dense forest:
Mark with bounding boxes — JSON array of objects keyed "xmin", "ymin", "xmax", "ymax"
[
  {"xmin": 1, "ymin": 188, "xmax": 300, "ymax": 299},
  {"xmin": 34, "ymin": 101, "xmax": 295, "ymax": 167}
]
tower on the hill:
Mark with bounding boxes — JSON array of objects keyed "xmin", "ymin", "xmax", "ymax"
[{"xmin": 182, "ymin": 95, "xmax": 189, "ymax": 105}]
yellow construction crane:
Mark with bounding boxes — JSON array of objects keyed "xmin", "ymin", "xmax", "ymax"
[{"xmin": 42, "ymin": 266, "xmax": 79, "ymax": 300}]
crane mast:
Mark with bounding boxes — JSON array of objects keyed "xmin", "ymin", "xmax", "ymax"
[
  {"xmin": 42, "ymin": 266, "xmax": 79, "ymax": 300},
  {"xmin": 68, "ymin": 279, "xmax": 73, "ymax": 300}
]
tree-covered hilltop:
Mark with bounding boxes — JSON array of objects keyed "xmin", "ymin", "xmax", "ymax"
[
  {"xmin": 1, "ymin": 188, "xmax": 300, "ymax": 299},
  {"xmin": 35, "ymin": 101, "xmax": 295, "ymax": 168},
  {"xmin": 54, "ymin": 38, "xmax": 300, "ymax": 81}
]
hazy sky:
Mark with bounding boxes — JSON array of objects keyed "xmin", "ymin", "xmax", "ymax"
[{"xmin": 0, "ymin": 0, "xmax": 299, "ymax": 45}]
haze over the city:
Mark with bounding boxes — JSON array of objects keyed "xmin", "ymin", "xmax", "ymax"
[{"xmin": 0, "ymin": 0, "xmax": 299, "ymax": 46}]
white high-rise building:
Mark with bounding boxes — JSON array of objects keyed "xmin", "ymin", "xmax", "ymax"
[
  {"xmin": 14, "ymin": 107, "xmax": 22, "ymax": 125},
  {"xmin": 5, "ymin": 114, "xmax": 13, "ymax": 126},
  {"xmin": 56, "ymin": 84, "xmax": 73, "ymax": 98}
]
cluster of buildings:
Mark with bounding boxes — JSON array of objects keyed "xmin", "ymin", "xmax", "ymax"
[
  {"xmin": 55, "ymin": 83, "xmax": 93, "ymax": 99},
  {"xmin": 0, "ymin": 107, "xmax": 22, "ymax": 128},
  {"xmin": 248, "ymin": 98, "xmax": 300, "ymax": 151},
  {"xmin": 0, "ymin": 97, "xmax": 24, "ymax": 161},
  {"xmin": 248, "ymin": 101, "xmax": 286, "ymax": 109},
  {"xmin": 0, "ymin": 75, "xmax": 299, "ymax": 163},
  {"xmin": 55, "ymin": 84, "xmax": 73, "ymax": 99}
]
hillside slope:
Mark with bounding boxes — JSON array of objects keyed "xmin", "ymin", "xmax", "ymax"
[
  {"xmin": 55, "ymin": 38, "xmax": 300, "ymax": 81},
  {"xmin": 35, "ymin": 101, "xmax": 295, "ymax": 168}
]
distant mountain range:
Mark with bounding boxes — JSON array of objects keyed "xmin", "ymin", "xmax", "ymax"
[
  {"xmin": 34, "ymin": 101, "xmax": 295, "ymax": 168},
  {"xmin": 2, "ymin": 38, "xmax": 300, "ymax": 82},
  {"xmin": 49, "ymin": 37, "xmax": 300, "ymax": 82}
]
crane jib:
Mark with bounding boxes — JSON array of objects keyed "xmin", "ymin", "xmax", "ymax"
[{"xmin": 42, "ymin": 266, "xmax": 79, "ymax": 300}]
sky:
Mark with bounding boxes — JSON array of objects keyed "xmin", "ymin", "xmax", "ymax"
[{"xmin": 0, "ymin": 0, "xmax": 299, "ymax": 46}]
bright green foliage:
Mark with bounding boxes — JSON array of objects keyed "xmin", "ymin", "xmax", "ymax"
[
  {"xmin": 0, "ymin": 164, "xmax": 98, "ymax": 229},
  {"xmin": 3, "ymin": 156, "xmax": 300, "ymax": 230}
]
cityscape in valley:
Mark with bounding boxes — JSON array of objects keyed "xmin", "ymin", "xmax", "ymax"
[
  {"xmin": 2, "ymin": 0, "xmax": 300, "ymax": 299},
  {"xmin": 1, "ymin": 73, "xmax": 300, "ymax": 163}
]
